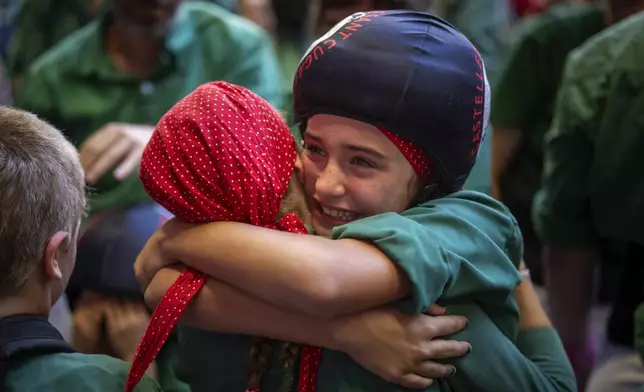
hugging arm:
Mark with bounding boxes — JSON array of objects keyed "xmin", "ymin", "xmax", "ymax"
[
  {"xmin": 138, "ymin": 193, "xmax": 518, "ymax": 318},
  {"xmin": 144, "ymin": 265, "xmax": 470, "ymax": 388},
  {"xmin": 142, "ymin": 221, "xmax": 411, "ymax": 318}
]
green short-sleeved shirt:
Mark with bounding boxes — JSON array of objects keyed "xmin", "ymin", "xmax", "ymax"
[
  {"xmin": 14, "ymin": 1, "xmax": 285, "ymax": 215},
  {"xmin": 491, "ymin": 2, "xmax": 605, "ymax": 203},
  {"xmin": 6, "ymin": 352, "xmax": 161, "ymax": 392},
  {"xmin": 532, "ymin": 11, "xmax": 644, "ymax": 247},
  {"xmin": 174, "ymin": 191, "xmax": 575, "ymax": 392}
]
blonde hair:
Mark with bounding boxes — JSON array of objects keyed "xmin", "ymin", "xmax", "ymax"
[{"xmin": 0, "ymin": 107, "xmax": 85, "ymax": 294}]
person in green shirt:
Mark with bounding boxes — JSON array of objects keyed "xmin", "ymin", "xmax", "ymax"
[
  {"xmin": 13, "ymin": 0, "xmax": 283, "ymax": 387},
  {"xmin": 0, "ymin": 106, "xmax": 160, "ymax": 392},
  {"xmin": 15, "ymin": 0, "xmax": 284, "ymax": 219},
  {"xmin": 5, "ymin": 0, "xmax": 277, "ymax": 90},
  {"xmin": 136, "ymin": 10, "xmax": 575, "ymax": 392},
  {"xmin": 490, "ymin": 0, "xmax": 606, "ymax": 285},
  {"xmin": 532, "ymin": 6, "xmax": 644, "ymax": 392}
]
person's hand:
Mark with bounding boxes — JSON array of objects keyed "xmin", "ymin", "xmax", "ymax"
[
  {"xmin": 143, "ymin": 264, "xmax": 186, "ymax": 309},
  {"xmin": 79, "ymin": 122, "xmax": 153, "ymax": 184},
  {"xmin": 71, "ymin": 292, "xmax": 108, "ymax": 353},
  {"xmin": 332, "ymin": 305, "xmax": 470, "ymax": 389},
  {"xmin": 238, "ymin": 0, "xmax": 277, "ymax": 36},
  {"xmin": 104, "ymin": 299, "xmax": 151, "ymax": 363},
  {"xmin": 134, "ymin": 218, "xmax": 191, "ymax": 291}
]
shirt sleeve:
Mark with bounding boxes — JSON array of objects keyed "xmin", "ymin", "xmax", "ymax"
[
  {"xmin": 491, "ymin": 33, "xmax": 548, "ymax": 130},
  {"xmin": 443, "ymin": 304, "xmax": 576, "ymax": 392},
  {"xmin": 332, "ymin": 191, "xmax": 523, "ymax": 314},
  {"xmin": 532, "ymin": 51, "xmax": 601, "ymax": 247}
]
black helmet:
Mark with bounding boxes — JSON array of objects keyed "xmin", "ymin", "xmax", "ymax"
[{"xmin": 293, "ymin": 10, "xmax": 490, "ymax": 195}]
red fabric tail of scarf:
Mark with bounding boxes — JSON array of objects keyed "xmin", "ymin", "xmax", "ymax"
[
  {"xmin": 297, "ymin": 346, "xmax": 323, "ymax": 392},
  {"xmin": 125, "ymin": 268, "xmax": 205, "ymax": 392}
]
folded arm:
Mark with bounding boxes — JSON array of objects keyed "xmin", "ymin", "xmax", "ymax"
[
  {"xmin": 145, "ymin": 265, "xmax": 339, "ymax": 347},
  {"xmin": 155, "ymin": 222, "xmax": 411, "ymax": 318},
  {"xmin": 145, "ymin": 265, "xmax": 471, "ymax": 388},
  {"xmin": 140, "ymin": 192, "xmax": 521, "ymax": 319}
]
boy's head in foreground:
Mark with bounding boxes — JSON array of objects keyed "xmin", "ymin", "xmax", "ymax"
[{"xmin": 0, "ymin": 107, "xmax": 85, "ymax": 317}]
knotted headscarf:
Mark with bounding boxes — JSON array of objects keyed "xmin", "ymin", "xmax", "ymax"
[{"xmin": 125, "ymin": 81, "xmax": 321, "ymax": 392}]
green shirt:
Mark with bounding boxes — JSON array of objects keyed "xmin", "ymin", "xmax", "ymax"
[
  {"xmin": 174, "ymin": 191, "xmax": 575, "ymax": 392},
  {"xmin": 6, "ymin": 0, "xmax": 98, "ymax": 77},
  {"xmin": 6, "ymin": 352, "xmax": 161, "ymax": 392},
  {"xmin": 532, "ymin": 11, "xmax": 644, "ymax": 247},
  {"xmin": 15, "ymin": 1, "xmax": 284, "ymax": 215},
  {"xmin": 5, "ymin": 0, "xmax": 237, "ymax": 78},
  {"xmin": 491, "ymin": 2, "xmax": 605, "ymax": 203}
]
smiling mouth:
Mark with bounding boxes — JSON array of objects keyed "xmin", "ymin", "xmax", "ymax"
[{"xmin": 318, "ymin": 203, "xmax": 358, "ymax": 222}]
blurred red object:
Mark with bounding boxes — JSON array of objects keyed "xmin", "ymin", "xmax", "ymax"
[{"xmin": 513, "ymin": 0, "xmax": 545, "ymax": 17}]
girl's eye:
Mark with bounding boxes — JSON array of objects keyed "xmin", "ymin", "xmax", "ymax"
[
  {"xmin": 303, "ymin": 143, "xmax": 325, "ymax": 156},
  {"xmin": 351, "ymin": 156, "xmax": 376, "ymax": 168}
]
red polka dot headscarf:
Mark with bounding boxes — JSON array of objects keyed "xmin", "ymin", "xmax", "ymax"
[
  {"xmin": 126, "ymin": 81, "xmax": 321, "ymax": 392},
  {"xmin": 139, "ymin": 81, "xmax": 301, "ymax": 227}
]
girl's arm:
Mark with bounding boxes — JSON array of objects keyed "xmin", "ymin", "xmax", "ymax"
[
  {"xmin": 136, "ymin": 192, "xmax": 520, "ymax": 319},
  {"xmin": 515, "ymin": 270, "xmax": 552, "ymax": 331},
  {"xmin": 145, "ymin": 265, "xmax": 339, "ymax": 346},
  {"xmin": 145, "ymin": 265, "xmax": 470, "ymax": 388},
  {"xmin": 141, "ymin": 221, "xmax": 411, "ymax": 318}
]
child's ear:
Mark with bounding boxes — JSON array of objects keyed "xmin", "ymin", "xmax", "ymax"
[
  {"xmin": 294, "ymin": 154, "xmax": 304, "ymax": 184},
  {"xmin": 41, "ymin": 231, "xmax": 69, "ymax": 281}
]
